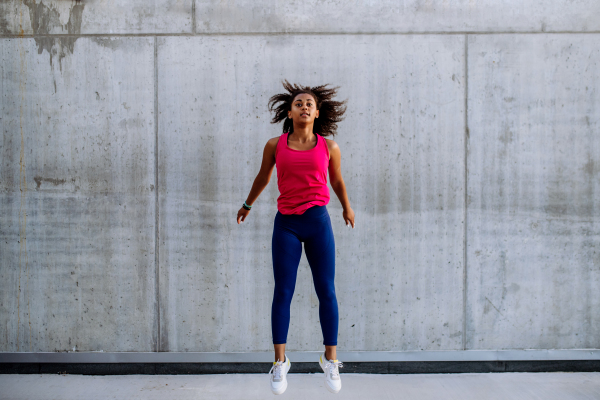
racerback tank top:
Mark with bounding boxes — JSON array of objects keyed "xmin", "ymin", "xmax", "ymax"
[{"xmin": 274, "ymin": 132, "xmax": 330, "ymax": 215}]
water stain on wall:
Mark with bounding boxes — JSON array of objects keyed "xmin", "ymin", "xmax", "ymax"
[
  {"xmin": 23, "ymin": 0, "xmax": 85, "ymax": 71},
  {"xmin": 583, "ymin": 157, "xmax": 596, "ymax": 176},
  {"xmin": 33, "ymin": 176, "xmax": 67, "ymax": 189},
  {"xmin": 498, "ymin": 128, "xmax": 514, "ymax": 145},
  {"xmin": 0, "ymin": 7, "xmax": 10, "ymax": 35},
  {"xmin": 91, "ymin": 37, "xmax": 124, "ymax": 51}
]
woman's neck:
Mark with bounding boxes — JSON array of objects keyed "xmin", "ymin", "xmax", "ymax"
[{"xmin": 290, "ymin": 124, "xmax": 314, "ymax": 141}]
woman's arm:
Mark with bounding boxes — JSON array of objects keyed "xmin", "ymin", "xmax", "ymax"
[
  {"xmin": 327, "ymin": 139, "xmax": 355, "ymax": 228},
  {"xmin": 236, "ymin": 137, "xmax": 278, "ymax": 224}
]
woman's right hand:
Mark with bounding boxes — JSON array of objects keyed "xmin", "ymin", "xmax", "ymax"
[{"xmin": 237, "ymin": 207, "xmax": 250, "ymax": 224}]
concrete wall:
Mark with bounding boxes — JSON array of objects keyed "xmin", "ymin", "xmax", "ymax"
[{"xmin": 0, "ymin": 1, "xmax": 598, "ymax": 354}]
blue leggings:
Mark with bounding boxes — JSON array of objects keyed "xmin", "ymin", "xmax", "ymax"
[{"xmin": 271, "ymin": 205, "xmax": 338, "ymax": 346}]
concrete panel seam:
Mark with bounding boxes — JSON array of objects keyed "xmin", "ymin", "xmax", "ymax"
[
  {"xmin": 2, "ymin": 31, "xmax": 600, "ymax": 39},
  {"xmin": 192, "ymin": 0, "xmax": 196, "ymax": 35},
  {"xmin": 154, "ymin": 36, "xmax": 160, "ymax": 353},
  {"xmin": 462, "ymin": 34, "xmax": 468, "ymax": 351}
]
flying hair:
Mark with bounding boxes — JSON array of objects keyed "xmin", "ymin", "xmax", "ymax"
[{"xmin": 268, "ymin": 80, "xmax": 347, "ymax": 137}]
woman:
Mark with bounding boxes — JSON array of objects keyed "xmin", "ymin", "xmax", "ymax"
[{"xmin": 236, "ymin": 80, "xmax": 355, "ymax": 395}]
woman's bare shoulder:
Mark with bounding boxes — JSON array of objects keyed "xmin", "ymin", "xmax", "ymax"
[
  {"xmin": 324, "ymin": 137, "xmax": 339, "ymax": 151},
  {"xmin": 265, "ymin": 136, "xmax": 281, "ymax": 150},
  {"xmin": 263, "ymin": 136, "xmax": 281, "ymax": 160}
]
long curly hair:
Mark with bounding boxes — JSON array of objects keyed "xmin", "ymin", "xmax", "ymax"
[{"xmin": 268, "ymin": 80, "xmax": 347, "ymax": 137}]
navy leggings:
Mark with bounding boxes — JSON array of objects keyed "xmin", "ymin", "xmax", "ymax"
[{"xmin": 271, "ymin": 205, "xmax": 338, "ymax": 346}]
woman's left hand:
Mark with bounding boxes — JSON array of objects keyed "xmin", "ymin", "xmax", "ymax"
[{"xmin": 343, "ymin": 207, "xmax": 355, "ymax": 229}]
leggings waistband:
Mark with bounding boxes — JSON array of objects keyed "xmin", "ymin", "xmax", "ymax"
[{"xmin": 276, "ymin": 205, "xmax": 329, "ymax": 220}]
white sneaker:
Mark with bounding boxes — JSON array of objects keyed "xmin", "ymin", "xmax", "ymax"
[
  {"xmin": 269, "ymin": 354, "xmax": 291, "ymax": 395},
  {"xmin": 318, "ymin": 352, "xmax": 343, "ymax": 393}
]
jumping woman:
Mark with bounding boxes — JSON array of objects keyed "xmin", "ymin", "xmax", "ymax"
[{"xmin": 236, "ymin": 80, "xmax": 355, "ymax": 395}]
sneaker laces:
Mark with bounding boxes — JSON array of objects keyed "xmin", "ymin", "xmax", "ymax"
[
  {"xmin": 325, "ymin": 360, "xmax": 343, "ymax": 379},
  {"xmin": 270, "ymin": 360, "xmax": 285, "ymax": 381}
]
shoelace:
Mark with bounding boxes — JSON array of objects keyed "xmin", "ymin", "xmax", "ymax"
[
  {"xmin": 270, "ymin": 360, "xmax": 285, "ymax": 381},
  {"xmin": 325, "ymin": 360, "xmax": 344, "ymax": 378}
]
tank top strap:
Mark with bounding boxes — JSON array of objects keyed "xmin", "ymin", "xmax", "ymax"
[
  {"xmin": 319, "ymin": 134, "xmax": 330, "ymax": 161},
  {"xmin": 275, "ymin": 132, "xmax": 288, "ymax": 159}
]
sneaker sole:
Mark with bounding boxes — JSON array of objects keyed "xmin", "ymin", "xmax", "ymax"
[
  {"xmin": 271, "ymin": 380, "xmax": 288, "ymax": 395},
  {"xmin": 318, "ymin": 354, "xmax": 341, "ymax": 394}
]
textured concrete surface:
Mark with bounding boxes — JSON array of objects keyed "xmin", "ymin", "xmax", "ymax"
[
  {"xmin": 3, "ymin": 1, "xmax": 599, "ymax": 37},
  {"xmin": 466, "ymin": 34, "xmax": 600, "ymax": 349},
  {"xmin": 0, "ymin": 37, "xmax": 156, "ymax": 351},
  {"xmin": 0, "ymin": 0, "xmax": 192, "ymax": 35},
  {"xmin": 0, "ymin": 1, "xmax": 599, "ymax": 357},
  {"xmin": 157, "ymin": 35, "xmax": 465, "ymax": 352},
  {"xmin": 196, "ymin": 0, "xmax": 600, "ymax": 33},
  {"xmin": 1, "ymin": 373, "xmax": 600, "ymax": 400}
]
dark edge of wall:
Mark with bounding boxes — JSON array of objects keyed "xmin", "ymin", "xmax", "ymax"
[{"xmin": 2, "ymin": 361, "xmax": 600, "ymax": 375}]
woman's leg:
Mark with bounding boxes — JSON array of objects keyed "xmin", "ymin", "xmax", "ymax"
[
  {"xmin": 304, "ymin": 214, "xmax": 338, "ymax": 351},
  {"xmin": 274, "ymin": 343, "xmax": 286, "ymax": 363},
  {"xmin": 271, "ymin": 216, "xmax": 302, "ymax": 361}
]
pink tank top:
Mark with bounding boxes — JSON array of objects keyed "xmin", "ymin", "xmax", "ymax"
[{"xmin": 275, "ymin": 132, "xmax": 330, "ymax": 215}]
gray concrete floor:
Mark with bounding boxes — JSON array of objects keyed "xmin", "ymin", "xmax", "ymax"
[{"xmin": 1, "ymin": 373, "xmax": 599, "ymax": 399}]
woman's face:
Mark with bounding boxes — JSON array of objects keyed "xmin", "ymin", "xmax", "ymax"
[{"xmin": 287, "ymin": 93, "xmax": 319, "ymax": 124}]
